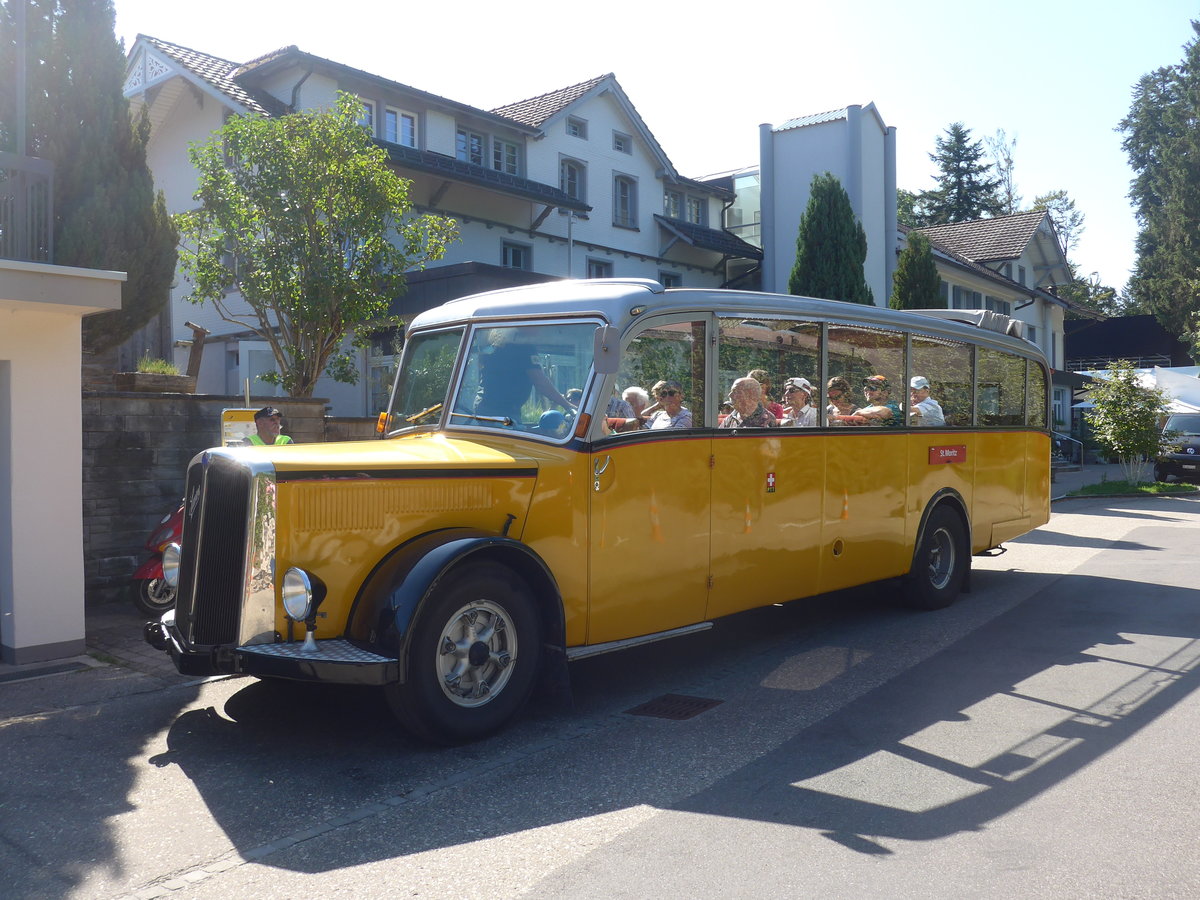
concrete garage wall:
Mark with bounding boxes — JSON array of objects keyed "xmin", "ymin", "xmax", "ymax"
[{"xmin": 82, "ymin": 392, "xmax": 378, "ymax": 605}]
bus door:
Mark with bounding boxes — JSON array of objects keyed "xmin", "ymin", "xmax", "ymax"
[
  {"xmin": 586, "ymin": 316, "xmax": 712, "ymax": 645},
  {"xmin": 587, "ymin": 434, "xmax": 713, "ymax": 643}
]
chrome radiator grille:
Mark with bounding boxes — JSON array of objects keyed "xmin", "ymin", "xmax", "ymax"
[{"xmin": 177, "ymin": 453, "xmax": 252, "ymax": 646}]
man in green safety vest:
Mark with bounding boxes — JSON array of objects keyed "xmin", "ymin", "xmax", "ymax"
[{"xmin": 248, "ymin": 406, "xmax": 294, "ymax": 445}]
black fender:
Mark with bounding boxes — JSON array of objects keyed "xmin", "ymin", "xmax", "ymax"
[
  {"xmin": 346, "ymin": 528, "xmax": 565, "ymax": 684},
  {"xmin": 911, "ymin": 488, "xmax": 972, "ymax": 592}
]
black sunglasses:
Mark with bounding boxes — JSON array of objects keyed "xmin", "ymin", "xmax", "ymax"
[{"xmin": 658, "ymin": 389, "xmax": 679, "ymax": 397}]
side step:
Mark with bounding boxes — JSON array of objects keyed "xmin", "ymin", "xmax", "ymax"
[{"xmin": 565, "ymin": 622, "xmax": 713, "ymax": 661}]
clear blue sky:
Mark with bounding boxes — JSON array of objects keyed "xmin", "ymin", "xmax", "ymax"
[{"xmin": 114, "ymin": 0, "xmax": 1200, "ymax": 295}]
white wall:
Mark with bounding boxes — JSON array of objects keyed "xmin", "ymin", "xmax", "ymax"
[{"xmin": 0, "ymin": 262, "xmax": 123, "ymax": 663}]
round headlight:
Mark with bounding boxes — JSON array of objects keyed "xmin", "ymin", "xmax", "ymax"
[
  {"xmin": 281, "ymin": 568, "xmax": 314, "ymax": 621},
  {"xmin": 162, "ymin": 543, "xmax": 182, "ymax": 587}
]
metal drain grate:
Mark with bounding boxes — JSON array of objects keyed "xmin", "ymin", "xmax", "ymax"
[{"xmin": 625, "ymin": 693, "xmax": 723, "ymax": 720}]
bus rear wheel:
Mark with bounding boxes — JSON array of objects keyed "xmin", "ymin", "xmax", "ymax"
[
  {"xmin": 385, "ymin": 561, "xmax": 541, "ymax": 744},
  {"xmin": 903, "ymin": 506, "xmax": 968, "ymax": 611}
]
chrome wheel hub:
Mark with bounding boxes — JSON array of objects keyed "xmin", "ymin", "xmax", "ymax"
[{"xmin": 435, "ymin": 600, "xmax": 516, "ymax": 707}]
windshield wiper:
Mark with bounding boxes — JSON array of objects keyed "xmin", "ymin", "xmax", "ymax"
[
  {"xmin": 405, "ymin": 402, "xmax": 444, "ymax": 424},
  {"xmin": 450, "ymin": 411, "xmax": 514, "ymax": 426}
]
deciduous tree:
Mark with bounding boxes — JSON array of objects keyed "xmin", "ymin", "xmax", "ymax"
[
  {"xmin": 984, "ymin": 129, "xmax": 1021, "ymax": 215},
  {"xmin": 176, "ymin": 93, "xmax": 459, "ymax": 397},
  {"xmin": 1084, "ymin": 359, "xmax": 1172, "ymax": 484},
  {"xmin": 788, "ymin": 172, "xmax": 873, "ymax": 305},
  {"xmin": 1033, "ymin": 189, "xmax": 1085, "ymax": 258}
]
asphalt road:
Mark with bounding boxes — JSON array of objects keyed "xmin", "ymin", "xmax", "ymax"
[{"xmin": 3, "ymin": 495, "xmax": 1199, "ymax": 899}]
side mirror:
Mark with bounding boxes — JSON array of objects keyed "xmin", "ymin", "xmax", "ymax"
[{"xmin": 593, "ymin": 325, "xmax": 620, "ymax": 375}]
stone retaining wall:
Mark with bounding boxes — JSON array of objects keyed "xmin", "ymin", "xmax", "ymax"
[{"xmin": 83, "ymin": 392, "xmax": 378, "ymax": 605}]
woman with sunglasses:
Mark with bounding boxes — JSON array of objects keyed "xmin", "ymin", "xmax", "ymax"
[
  {"xmin": 639, "ymin": 379, "xmax": 692, "ymax": 429},
  {"xmin": 780, "ymin": 377, "xmax": 817, "ymax": 427},
  {"xmin": 850, "ymin": 374, "xmax": 901, "ymax": 426}
]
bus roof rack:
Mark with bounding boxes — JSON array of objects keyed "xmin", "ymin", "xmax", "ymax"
[{"xmin": 906, "ymin": 308, "xmax": 1025, "ymax": 339}]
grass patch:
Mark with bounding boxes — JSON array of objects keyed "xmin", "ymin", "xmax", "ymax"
[{"xmin": 1068, "ymin": 479, "xmax": 1200, "ymax": 497}]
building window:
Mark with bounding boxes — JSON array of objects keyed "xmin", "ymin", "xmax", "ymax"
[
  {"xmin": 456, "ymin": 128, "xmax": 485, "ymax": 166},
  {"xmin": 664, "ymin": 190, "xmax": 682, "ymax": 219},
  {"xmin": 502, "ymin": 242, "xmax": 531, "ymax": 271},
  {"xmin": 358, "ymin": 99, "xmax": 375, "ymax": 134},
  {"xmin": 612, "ymin": 131, "xmax": 631, "ymax": 154},
  {"xmin": 1003, "ymin": 262, "xmax": 1013, "ymax": 279},
  {"xmin": 1018, "ymin": 265, "xmax": 1027, "ymax": 285},
  {"xmin": 587, "ymin": 258, "xmax": 613, "ymax": 279},
  {"xmin": 613, "ymin": 175, "xmax": 637, "ymax": 228},
  {"xmin": 566, "ymin": 116, "xmax": 587, "ymax": 139},
  {"xmin": 984, "ymin": 295, "xmax": 1012, "ymax": 315},
  {"xmin": 1026, "ymin": 324, "xmax": 1038, "ymax": 343},
  {"xmin": 493, "ymin": 139, "xmax": 520, "ymax": 175},
  {"xmin": 686, "ymin": 196, "xmax": 707, "ymax": 226},
  {"xmin": 659, "ymin": 271, "xmax": 682, "ymax": 288},
  {"xmin": 560, "ymin": 158, "xmax": 586, "ymax": 201},
  {"xmin": 385, "ymin": 108, "xmax": 417, "ymax": 147}
]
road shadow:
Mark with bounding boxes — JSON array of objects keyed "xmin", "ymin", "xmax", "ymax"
[{"xmin": 28, "ymin": 516, "xmax": 1196, "ymax": 891}]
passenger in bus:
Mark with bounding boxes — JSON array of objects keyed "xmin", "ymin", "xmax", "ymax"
[
  {"xmin": 566, "ymin": 388, "xmax": 584, "ymax": 407},
  {"xmin": 909, "ymin": 376, "xmax": 946, "ymax": 426},
  {"xmin": 780, "ymin": 377, "xmax": 817, "ymax": 426},
  {"xmin": 474, "ymin": 330, "xmax": 575, "ymax": 422},
  {"xmin": 720, "ymin": 377, "xmax": 778, "ymax": 428},
  {"xmin": 623, "ymin": 386, "xmax": 649, "ymax": 419},
  {"xmin": 747, "ymin": 369, "xmax": 785, "ymax": 419},
  {"xmin": 848, "ymin": 375, "xmax": 902, "ymax": 426},
  {"xmin": 826, "ymin": 376, "xmax": 856, "ymax": 424},
  {"xmin": 604, "ymin": 387, "xmax": 638, "ymax": 433},
  {"xmin": 641, "ymin": 380, "xmax": 693, "ymax": 429}
]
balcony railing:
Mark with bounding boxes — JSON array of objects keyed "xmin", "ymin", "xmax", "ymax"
[{"xmin": 0, "ymin": 150, "xmax": 54, "ymax": 263}]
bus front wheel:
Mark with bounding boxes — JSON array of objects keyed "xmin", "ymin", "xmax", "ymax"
[
  {"xmin": 385, "ymin": 561, "xmax": 541, "ymax": 744},
  {"xmin": 903, "ymin": 506, "xmax": 968, "ymax": 611}
]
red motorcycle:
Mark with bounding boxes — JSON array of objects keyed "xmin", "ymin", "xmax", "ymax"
[{"xmin": 132, "ymin": 500, "xmax": 184, "ymax": 616}]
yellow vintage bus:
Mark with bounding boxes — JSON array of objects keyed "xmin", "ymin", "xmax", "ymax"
[{"xmin": 146, "ymin": 279, "xmax": 1050, "ymax": 742}]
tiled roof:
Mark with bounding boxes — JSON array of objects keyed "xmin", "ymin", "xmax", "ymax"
[
  {"xmin": 140, "ymin": 35, "xmax": 288, "ymax": 117},
  {"xmin": 654, "ymin": 215, "xmax": 762, "ymax": 260},
  {"xmin": 490, "ymin": 74, "xmax": 612, "ymax": 127},
  {"xmin": 917, "ymin": 209, "xmax": 1047, "ymax": 263}
]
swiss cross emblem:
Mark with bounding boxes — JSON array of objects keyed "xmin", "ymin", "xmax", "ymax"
[{"xmin": 766, "ymin": 472, "xmax": 776, "ymax": 493}]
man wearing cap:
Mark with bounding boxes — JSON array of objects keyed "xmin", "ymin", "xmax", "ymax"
[
  {"xmin": 909, "ymin": 376, "xmax": 945, "ymax": 426},
  {"xmin": 781, "ymin": 376, "xmax": 817, "ymax": 427},
  {"xmin": 249, "ymin": 407, "xmax": 294, "ymax": 445}
]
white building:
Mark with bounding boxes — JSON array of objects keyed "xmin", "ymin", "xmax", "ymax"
[{"xmin": 122, "ymin": 37, "xmax": 761, "ymax": 415}]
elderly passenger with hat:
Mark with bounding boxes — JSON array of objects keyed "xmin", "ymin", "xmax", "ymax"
[
  {"xmin": 909, "ymin": 376, "xmax": 945, "ymax": 426},
  {"xmin": 249, "ymin": 406, "xmax": 294, "ymax": 445},
  {"xmin": 781, "ymin": 376, "xmax": 817, "ymax": 427}
]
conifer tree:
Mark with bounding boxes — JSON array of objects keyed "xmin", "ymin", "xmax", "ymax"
[
  {"xmin": 918, "ymin": 122, "xmax": 1002, "ymax": 225},
  {"xmin": 890, "ymin": 232, "xmax": 941, "ymax": 310},
  {"xmin": 3, "ymin": 0, "xmax": 177, "ymax": 353},
  {"xmin": 1120, "ymin": 21, "xmax": 1200, "ymax": 351},
  {"xmin": 788, "ymin": 172, "xmax": 873, "ymax": 305}
]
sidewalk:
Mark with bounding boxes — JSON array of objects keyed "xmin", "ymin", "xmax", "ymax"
[{"xmin": 1049, "ymin": 461, "xmax": 1129, "ymax": 500}]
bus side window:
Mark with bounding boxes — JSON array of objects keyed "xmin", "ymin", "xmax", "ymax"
[
  {"xmin": 978, "ymin": 347, "xmax": 1026, "ymax": 427},
  {"xmin": 912, "ymin": 335, "xmax": 972, "ymax": 427}
]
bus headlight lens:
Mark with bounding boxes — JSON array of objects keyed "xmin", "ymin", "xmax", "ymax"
[
  {"xmin": 162, "ymin": 543, "xmax": 181, "ymax": 587},
  {"xmin": 282, "ymin": 568, "xmax": 314, "ymax": 621}
]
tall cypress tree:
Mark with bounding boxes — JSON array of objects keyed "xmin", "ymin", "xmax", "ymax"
[
  {"xmin": 4, "ymin": 0, "xmax": 176, "ymax": 353},
  {"xmin": 890, "ymin": 232, "xmax": 941, "ymax": 310},
  {"xmin": 788, "ymin": 172, "xmax": 873, "ymax": 305},
  {"xmin": 918, "ymin": 122, "xmax": 1002, "ymax": 225}
]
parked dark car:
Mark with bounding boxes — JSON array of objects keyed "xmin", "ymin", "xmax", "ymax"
[{"xmin": 1155, "ymin": 413, "xmax": 1200, "ymax": 482}]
